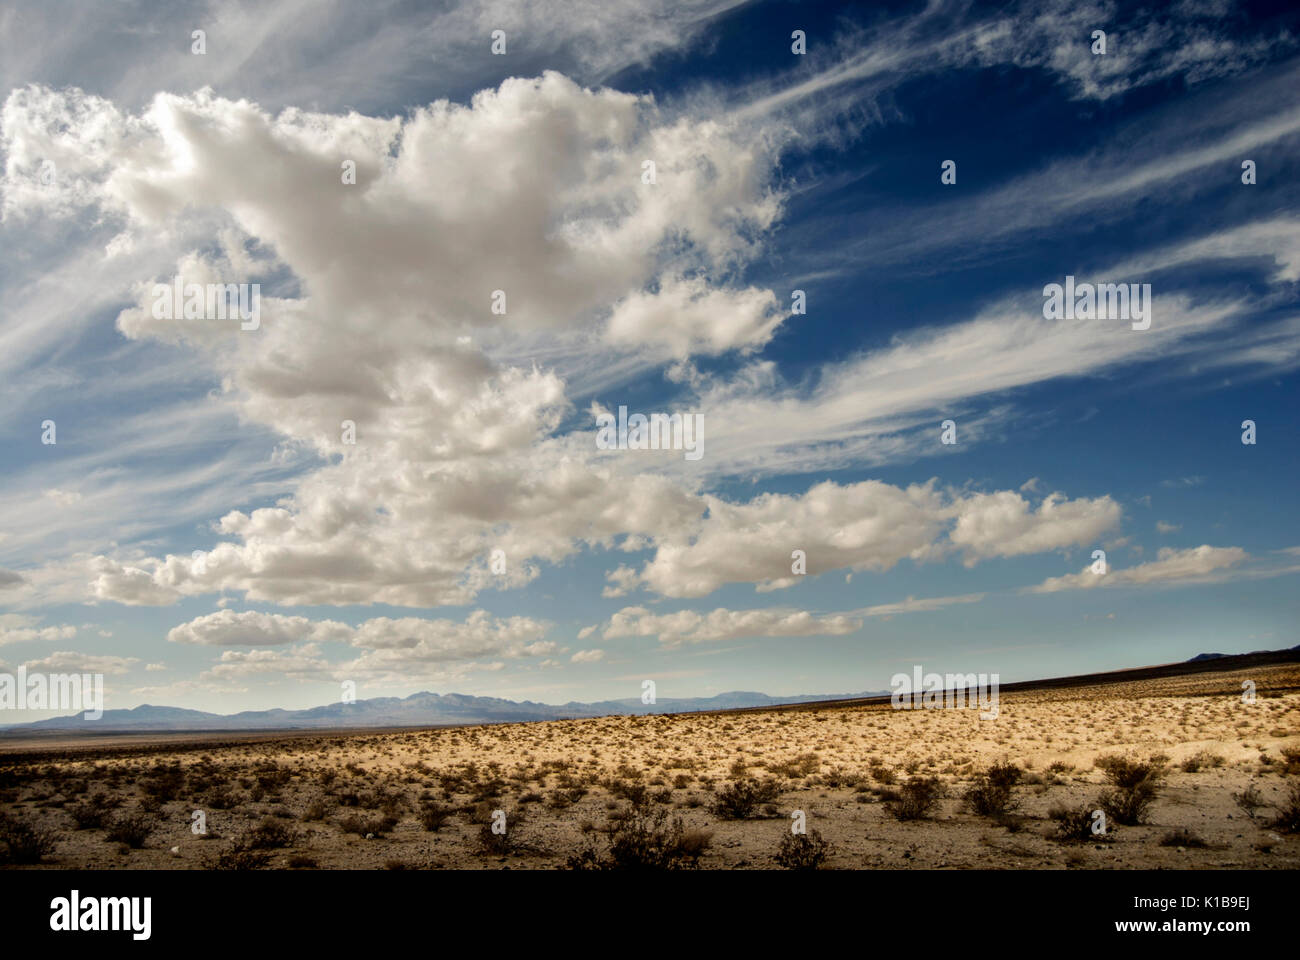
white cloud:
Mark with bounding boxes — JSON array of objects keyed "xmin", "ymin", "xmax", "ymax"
[
  {"xmin": 158, "ymin": 607, "xmax": 556, "ymax": 687},
  {"xmin": 166, "ymin": 609, "xmax": 552, "ymax": 668},
  {"xmin": 688, "ymin": 294, "xmax": 1242, "ymax": 479},
  {"xmin": 91, "ymin": 557, "xmax": 186, "ymax": 607},
  {"xmin": 0, "ymin": 614, "xmax": 76, "ymax": 646},
  {"xmin": 201, "ymin": 644, "xmax": 334, "ymax": 683},
  {"xmin": 2, "ymin": 71, "xmax": 1286, "ymax": 621},
  {"xmin": 604, "ymin": 276, "xmax": 785, "ymax": 359},
  {"xmin": 0, "ymin": 0, "xmax": 751, "ymax": 117},
  {"xmin": 632, "ymin": 481, "xmax": 1119, "ymax": 598},
  {"xmin": 42, "ymin": 488, "xmax": 82, "ymax": 505},
  {"xmin": 167, "ymin": 610, "xmax": 351, "ymax": 647},
  {"xmin": 948, "ymin": 491, "xmax": 1121, "ymax": 565},
  {"xmin": 855, "ymin": 592, "xmax": 986, "ymax": 618},
  {"xmin": 960, "ymin": 0, "xmax": 1293, "ymax": 102},
  {"xmin": 1, "ymin": 78, "xmax": 802, "ymax": 609},
  {"xmin": 603, "ymin": 605, "xmax": 861, "ymax": 647},
  {"xmin": 602, "ymin": 565, "xmax": 641, "ymax": 599},
  {"xmin": 1027, "ymin": 544, "xmax": 1249, "ymax": 593},
  {"xmin": 22, "ymin": 650, "xmax": 137, "ymax": 674}
]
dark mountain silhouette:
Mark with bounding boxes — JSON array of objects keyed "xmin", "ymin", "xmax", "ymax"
[{"xmin": 1189, "ymin": 643, "xmax": 1298, "ymax": 662}]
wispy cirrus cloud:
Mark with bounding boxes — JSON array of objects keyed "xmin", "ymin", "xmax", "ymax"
[{"xmin": 1025, "ymin": 544, "xmax": 1262, "ymax": 593}]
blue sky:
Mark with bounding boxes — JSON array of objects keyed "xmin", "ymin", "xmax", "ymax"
[{"xmin": 0, "ymin": 0, "xmax": 1298, "ymax": 720}]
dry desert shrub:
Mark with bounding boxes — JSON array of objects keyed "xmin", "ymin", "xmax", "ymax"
[
  {"xmin": 245, "ymin": 816, "xmax": 297, "ymax": 849},
  {"xmin": 567, "ymin": 805, "xmax": 711, "ymax": 871},
  {"xmin": 212, "ymin": 839, "xmax": 273, "ymax": 870},
  {"xmin": 774, "ymin": 829, "xmax": 832, "ymax": 870},
  {"xmin": 1096, "ymin": 754, "xmax": 1165, "ymax": 825},
  {"xmin": 476, "ymin": 808, "xmax": 522, "ymax": 855},
  {"xmin": 140, "ymin": 764, "xmax": 185, "ymax": 803},
  {"xmin": 1272, "ymin": 782, "xmax": 1300, "ymax": 834},
  {"xmin": 105, "ymin": 811, "xmax": 156, "ymax": 849},
  {"xmin": 766, "ymin": 753, "xmax": 821, "ymax": 780},
  {"xmin": 547, "ymin": 785, "xmax": 588, "ymax": 809},
  {"xmin": 963, "ymin": 761, "xmax": 1023, "ymax": 818},
  {"xmin": 1179, "ymin": 750, "xmax": 1225, "ymax": 773},
  {"xmin": 1232, "ymin": 785, "xmax": 1266, "ymax": 820},
  {"xmin": 0, "ymin": 812, "xmax": 58, "ymax": 864},
  {"xmin": 67, "ymin": 792, "xmax": 118, "ymax": 829},
  {"xmin": 603, "ymin": 778, "xmax": 649, "ymax": 807},
  {"xmin": 204, "ymin": 783, "xmax": 238, "ymax": 809},
  {"xmin": 884, "ymin": 776, "xmax": 944, "ymax": 821},
  {"xmin": 711, "ymin": 778, "xmax": 782, "ymax": 820},
  {"xmin": 1281, "ymin": 746, "xmax": 1300, "ymax": 776},
  {"xmin": 418, "ymin": 801, "xmax": 454, "ymax": 832},
  {"xmin": 1048, "ymin": 803, "xmax": 1103, "ymax": 842}
]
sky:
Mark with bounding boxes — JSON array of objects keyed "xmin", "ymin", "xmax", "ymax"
[{"xmin": 0, "ymin": 0, "xmax": 1298, "ymax": 721}]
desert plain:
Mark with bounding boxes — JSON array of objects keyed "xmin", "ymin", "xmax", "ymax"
[{"xmin": 1, "ymin": 659, "xmax": 1298, "ymax": 870}]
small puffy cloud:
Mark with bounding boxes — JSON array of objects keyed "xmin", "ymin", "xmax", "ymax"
[
  {"xmin": 167, "ymin": 610, "xmax": 350, "ymax": 647},
  {"xmin": 604, "ymin": 276, "xmax": 784, "ymax": 358},
  {"xmin": 0, "ymin": 85, "xmax": 128, "ymax": 218},
  {"xmin": 1156, "ymin": 521, "xmax": 1181, "ymax": 534},
  {"xmin": 602, "ymin": 565, "xmax": 641, "ymax": 599},
  {"xmin": 22, "ymin": 651, "xmax": 138, "ymax": 674},
  {"xmin": 346, "ymin": 611, "xmax": 551, "ymax": 662},
  {"xmin": 570, "ymin": 649, "xmax": 605, "ymax": 663},
  {"xmin": 131, "ymin": 679, "xmax": 248, "ymax": 698},
  {"xmin": 948, "ymin": 491, "xmax": 1121, "ymax": 565},
  {"xmin": 602, "ymin": 605, "xmax": 860, "ymax": 647},
  {"xmin": 201, "ymin": 645, "xmax": 334, "ymax": 682},
  {"xmin": 0, "ymin": 614, "xmax": 76, "ymax": 646},
  {"xmin": 91, "ymin": 557, "xmax": 181, "ymax": 606}
]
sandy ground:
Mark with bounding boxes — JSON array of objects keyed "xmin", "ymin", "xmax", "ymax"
[{"xmin": 1, "ymin": 662, "xmax": 1298, "ymax": 870}]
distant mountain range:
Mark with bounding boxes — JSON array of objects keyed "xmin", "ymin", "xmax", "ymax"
[
  {"xmin": 1188, "ymin": 644, "xmax": 1300, "ymax": 662},
  {"xmin": 0, "ymin": 688, "xmax": 887, "ymax": 734},
  {"xmin": 4, "ymin": 643, "xmax": 1295, "ymax": 736}
]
